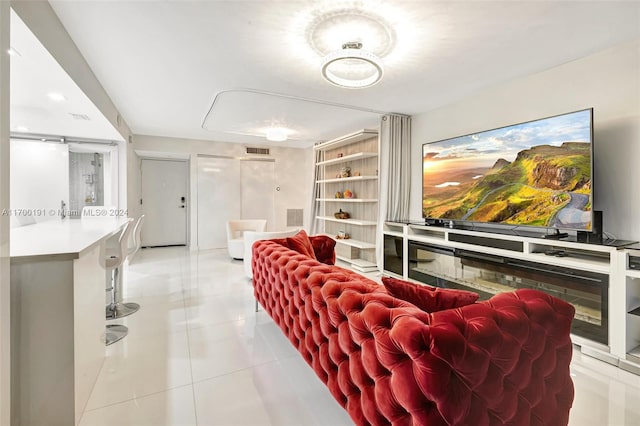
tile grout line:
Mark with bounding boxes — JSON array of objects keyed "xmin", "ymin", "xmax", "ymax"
[
  {"xmin": 183, "ymin": 252, "xmax": 199, "ymax": 426},
  {"xmin": 189, "ymin": 354, "xmax": 300, "ymax": 387},
  {"xmin": 83, "ymin": 383, "xmax": 194, "ymax": 414},
  {"xmin": 83, "ymin": 253, "xmax": 195, "ymax": 417}
]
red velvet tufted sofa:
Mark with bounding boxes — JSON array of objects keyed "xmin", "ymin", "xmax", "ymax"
[{"xmin": 252, "ymin": 239, "xmax": 575, "ymax": 426}]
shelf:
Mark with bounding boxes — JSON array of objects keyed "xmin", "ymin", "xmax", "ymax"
[
  {"xmin": 525, "ymin": 252, "xmax": 610, "ymax": 274},
  {"xmin": 628, "ymin": 346, "xmax": 640, "ymax": 365},
  {"xmin": 334, "ymin": 238, "xmax": 376, "ymax": 250},
  {"xmin": 316, "ymin": 198, "xmax": 378, "ymax": 203},
  {"xmin": 314, "ymin": 129, "xmax": 378, "ymax": 151},
  {"xmin": 317, "ymin": 216, "xmax": 377, "ymax": 226},
  {"xmin": 316, "ymin": 176, "xmax": 378, "ymax": 184},
  {"xmin": 383, "ymin": 231, "xmax": 404, "ymax": 238},
  {"xmin": 337, "ymin": 255, "xmax": 378, "ymax": 273},
  {"xmin": 627, "ymin": 269, "xmax": 640, "ymax": 279},
  {"xmin": 316, "ymin": 152, "xmax": 378, "ymax": 166}
]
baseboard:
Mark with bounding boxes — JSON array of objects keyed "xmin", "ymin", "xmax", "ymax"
[{"xmin": 579, "ymin": 344, "xmax": 619, "ymax": 366}]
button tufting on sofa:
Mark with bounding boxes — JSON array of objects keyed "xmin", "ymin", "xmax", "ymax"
[{"xmin": 251, "ymin": 239, "xmax": 575, "ymax": 425}]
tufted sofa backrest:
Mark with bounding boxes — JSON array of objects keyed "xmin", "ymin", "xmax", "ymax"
[{"xmin": 252, "ymin": 240, "xmax": 575, "ymax": 426}]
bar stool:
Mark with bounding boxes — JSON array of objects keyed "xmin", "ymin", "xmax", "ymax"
[
  {"xmin": 105, "ymin": 216, "xmax": 142, "ymax": 321},
  {"xmin": 104, "ymin": 219, "xmax": 134, "ymax": 345},
  {"xmin": 127, "ymin": 214, "xmax": 145, "ymax": 262}
]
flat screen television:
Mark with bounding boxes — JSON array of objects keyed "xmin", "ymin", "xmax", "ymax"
[{"xmin": 422, "ymin": 108, "xmax": 593, "ymax": 231}]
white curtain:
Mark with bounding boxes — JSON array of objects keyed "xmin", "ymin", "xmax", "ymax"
[
  {"xmin": 376, "ymin": 114, "xmax": 411, "ymax": 269},
  {"xmin": 308, "ymin": 148, "xmax": 323, "ymax": 234}
]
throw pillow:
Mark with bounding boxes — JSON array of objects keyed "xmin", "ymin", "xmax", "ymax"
[
  {"xmin": 382, "ymin": 276, "xmax": 479, "ymax": 312},
  {"xmin": 309, "ymin": 235, "xmax": 337, "ymax": 265},
  {"xmin": 286, "ymin": 230, "xmax": 317, "ymax": 260}
]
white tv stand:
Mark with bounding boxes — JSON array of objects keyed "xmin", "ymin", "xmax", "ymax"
[{"xmin": 383, "ymin": 221, "xmax": 640, "ymax": 375}]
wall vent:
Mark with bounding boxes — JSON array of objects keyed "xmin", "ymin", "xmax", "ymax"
[
  {"xmin": 287, "ymin": 209, "xmax": 304, "ymax": 227},
  {"xmin": 69, "ymin": 113, "xmax": 91, "ymax": 121},
  {"xmin": 246, "ymin": 147, "xmax": 270, "ymax": 155}
]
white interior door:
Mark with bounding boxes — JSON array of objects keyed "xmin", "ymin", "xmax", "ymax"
[
  {"xmin": 241, "ymin": 160, "xmax": 275, "ymax": 229},
  {"xmin": 141, "ymin": 159, "xmax": 188, "ymax": 247},
  {"xmin": 197, "ymin": 156, "xmax": 241, "ymax": 249}
]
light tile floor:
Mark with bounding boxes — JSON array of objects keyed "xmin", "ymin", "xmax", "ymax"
[{"xmin": 79, "ymin": 247, "xmax": 640, "ymax": 426}]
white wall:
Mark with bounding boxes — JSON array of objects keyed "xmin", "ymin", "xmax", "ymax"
[
  {"xmin": 411, "ymin": 40, "xmax": 640, "ymax": 240},
  {"xmin": 126, "ymin": 142, "xmax": 141, "ymax": 221},
  {"xmin": 0, "ymin": 2, "xmax": 10, "ymax": 423},
  {"xmin": 132, "ymin": 135, "xmax": 312, "ymax": 250},
  {"xmin": 10, "ymin": 140, "xmax": 70, "ymax": 225}
]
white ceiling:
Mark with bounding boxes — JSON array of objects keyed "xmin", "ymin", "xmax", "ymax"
[
  {"xmin": 9, "ymin": 9, "xmax": 124, "ymax": 142},
  {"xmin": 20, "ymin": 1, "xmax": 640, "ymax": 147}
]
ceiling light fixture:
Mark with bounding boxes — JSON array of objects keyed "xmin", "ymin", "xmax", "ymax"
[
  {"xmin": 265, "ymin": 127, "xmax": 288, "ymax": 142},
  {"xmin": 48, "ymin": 93, "xmax": 66, "ymax": 101},
  {"xmin": 321, "ymin": 42, "xmax": 383, "ymax": 89}
]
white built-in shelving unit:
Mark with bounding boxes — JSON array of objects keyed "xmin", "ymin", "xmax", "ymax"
[
  {"xmin": 621, "ymin": 248, "xmax": 640, "ymax": 374},
  {"xmin": 314, "ymin": 129, "xmax": 379, "ymax": 272}
]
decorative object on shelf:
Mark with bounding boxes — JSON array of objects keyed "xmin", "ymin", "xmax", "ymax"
[
  {"xmin": 339, "ymin": 166, "xmax": 351, "ymax": 178},
  {"xmin": 334, "ymin": 209, "xmax": 350, "ymax": 219},
  {"xmin": 334, "ymin": 191, "xmax": 343, "ymax": 198},
  {"xmin": 343, "ymin": 189, "xmax": 355, "ymax": 198},
  {"xmin": 353, "ymin": 171, "xmax": 361, "ymax": 176},
  {"xmin": 336, "ymin": 231, "xmax": 350, "ymax": 239},
  {"xmin": 337, "ymin": 153, "xmax": 343, "ymax": 158}
]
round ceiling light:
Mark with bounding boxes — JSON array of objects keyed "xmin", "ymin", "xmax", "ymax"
[
  {"xmin": 265, "ymin": 127, "xmax": 288, "ymax": 142},
  {"xmin": 321, "ymin": 42, "xmax": 383, "ymax": 89}
]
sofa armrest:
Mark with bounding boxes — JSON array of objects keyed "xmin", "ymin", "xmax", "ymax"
[
  {"xmin": 244, "ymin": 228, "xmax": 301, "ymax": 278},
  {"xmin": 389, "ymin": 289, "xmax": 575, "ymax": 425},
  {"xmin": 309, "ymin": 235, "xmax": 336, "ymax": 265}
]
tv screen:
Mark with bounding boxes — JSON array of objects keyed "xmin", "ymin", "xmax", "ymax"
[{"xmin": 422, "ymin": 109, "xmax": 593, "ymax": 231}]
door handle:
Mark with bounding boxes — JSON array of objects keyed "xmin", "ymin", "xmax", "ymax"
[{"xmin": 179, "ymin": 205, "xmax": 185, "ymax": 208}]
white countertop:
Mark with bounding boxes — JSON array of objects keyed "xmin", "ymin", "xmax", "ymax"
[{"xmin": 10, "ymin": 217, "xmax": 130, "ymax": 260}]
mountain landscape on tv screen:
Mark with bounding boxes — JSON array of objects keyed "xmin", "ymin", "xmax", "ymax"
[{"xmin": 423, "ymin": 142, "xmax": 592, "ymax": 228}]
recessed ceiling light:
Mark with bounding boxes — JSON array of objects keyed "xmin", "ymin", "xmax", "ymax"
[
  {"xmin": 7, "ymin": 47, "xmax": 21, "ymax": 57},
  {"xmin": 48, "ymin": 93, "xmax": 66, "ymax": 101},
  {"xmin": 265, "ymin": 127, "xmax": 289, "ymax": 142}
]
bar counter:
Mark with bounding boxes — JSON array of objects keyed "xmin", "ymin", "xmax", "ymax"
[{"xmin": 10, "ymin": 217, "xmax": 129, "ymax": 426}]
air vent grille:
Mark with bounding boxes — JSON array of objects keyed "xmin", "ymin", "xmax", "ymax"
[
  {"xmin": 287, "ymin": 209, "xmax": 304, "ymax": 227},
  {"xmin": 246, "ymin": 147, "xmax": 270, "ymax": 155},
  {"xmin": 69, "ymin": 113, "xmax": 91, "ymax": 121}
]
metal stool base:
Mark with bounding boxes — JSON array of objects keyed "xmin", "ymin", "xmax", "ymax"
[
  {"xmin": 106, "ymin": 302, "xmax": 140, "ymax": 320},
  {"xmin": 105, "ymin": 324, "xmax": 128, "ymax": 346}
]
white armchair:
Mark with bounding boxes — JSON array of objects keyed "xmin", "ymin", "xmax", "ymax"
[
  {"xmin": 226, "ymin": 219, "xmax": 267, "ymax": 260},
  {"xmin": 243, "ymin": 228, "xmax": 301, "ymax": 278}
]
